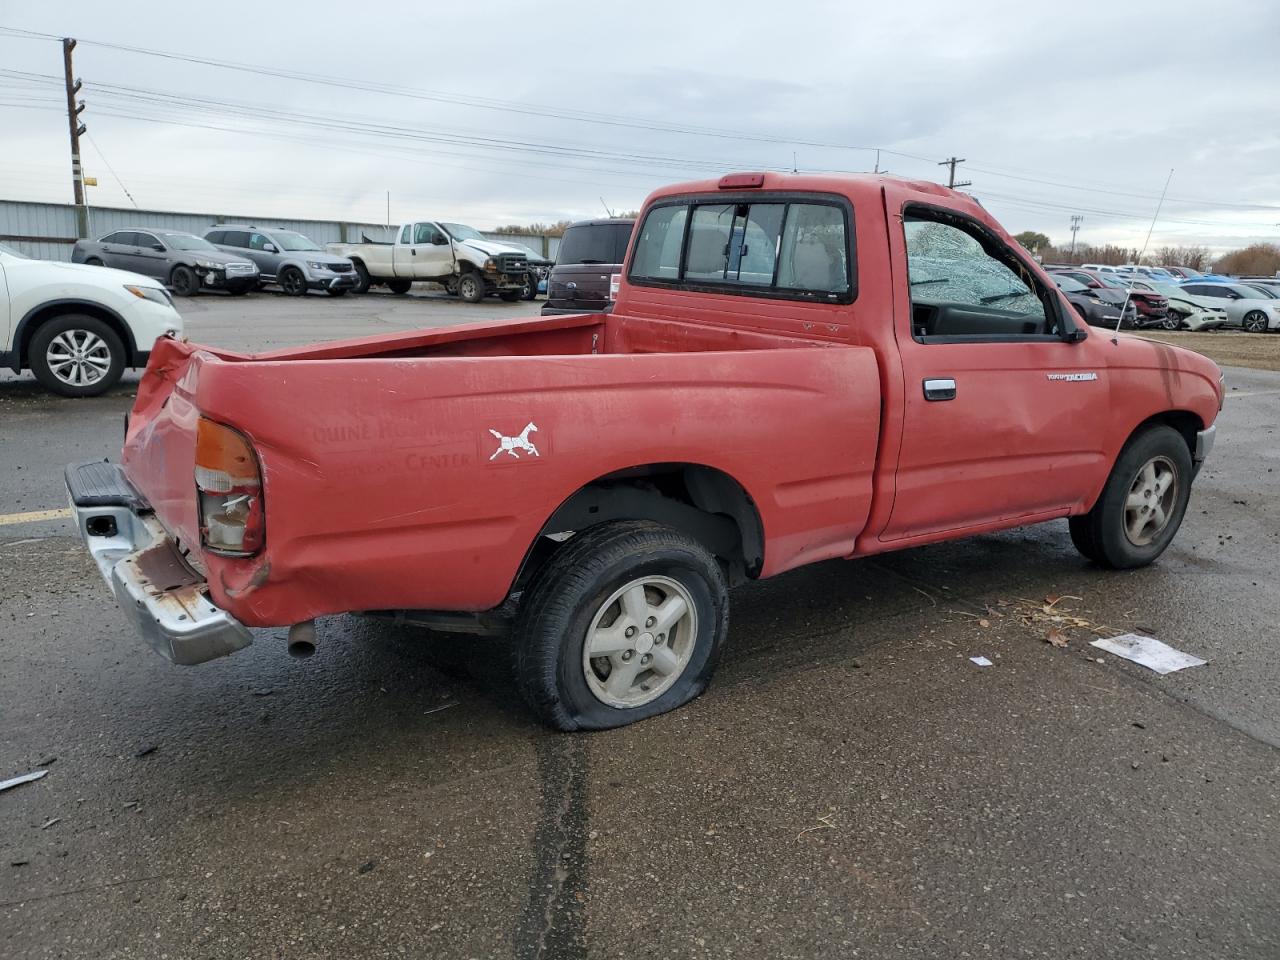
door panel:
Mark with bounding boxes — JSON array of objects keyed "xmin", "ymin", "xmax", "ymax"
[
  {"xmin": 126, "ymin": 233, "xmax": 169, "ymax": 280},
  {"xmin": 881, "ymin": 339, "xmax": 1109, "ymax": 540}
]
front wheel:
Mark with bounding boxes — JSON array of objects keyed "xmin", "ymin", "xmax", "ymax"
[
  {"xmin": 280, "ymin": 266, "xmax": 308, "ymax": 296},
  {"xmin": 28, "ymin": 314, "xmax": 125, "ymax": 398},
  {"xmin": 521, "ymin": 271, "xmax": 538, "ymax": 301},
  {"xmin": 170, "ymin": 265, "xmax": 200, "ymax": 297},
  {"xmin": 457, "ymin": 271, "xmax": 485, "ymax": 303},
  {"xmin": 514, "ymin": 521, "xmax": 729, "ymax": 731},
  {"xmin": 327, "ymin": 287, "xmax": 348, "ymax": 297},
  {"xmin": 386, "ymin": 278, "xmax": 413, "ymax": 295},
  {"xmin": 1068, "ymin": 424, "xmax": 1193, "ymax": 569},
  {"xmin": 1159, "ymin": 315, "xmax": 1178, "ymax": 330},
  {"xmin": 1243, "ymin": 310, "xmax": 1268, "ymax": 333}
]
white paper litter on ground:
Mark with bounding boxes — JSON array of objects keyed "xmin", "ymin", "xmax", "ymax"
[
  {"xmin": 969, "ymin": 656, "xmax": 994, "ymax": 667},
  {"xmin": 1090, "ymin": 634, "xmax": 1207, "ymax": 675},
  {"xmin": 0, "ymin": 769, "xmax": 48, "ymax": 792}
]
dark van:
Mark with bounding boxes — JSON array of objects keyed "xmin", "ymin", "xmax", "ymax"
[{"xmin": 541, "ymin": 219, "xmax": 635, "ymax": 315}]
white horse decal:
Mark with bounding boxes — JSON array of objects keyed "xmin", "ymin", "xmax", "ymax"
[{"xmin": 489, "ymin": 422, "xmax": 540, "ymax": 460}]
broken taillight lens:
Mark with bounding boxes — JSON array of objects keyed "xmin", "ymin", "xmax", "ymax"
[{"xmin": 195, "ymin": 417, "xmax": 264, "ymax": 555}]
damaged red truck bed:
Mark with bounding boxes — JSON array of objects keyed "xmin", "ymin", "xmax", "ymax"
[{"xmin": 68, "ymin": 172, "xmax": 1222, "ymax": 730}]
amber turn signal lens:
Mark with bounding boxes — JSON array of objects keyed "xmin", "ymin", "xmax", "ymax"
[{"xmin": 195, "ymin": 417, "xmax": 259, "ymax": 493}]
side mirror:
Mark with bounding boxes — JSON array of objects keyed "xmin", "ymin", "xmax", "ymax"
[
  {"xmin": 151, "ymin": 243, "xmax": 164, "ymax": 252},
  {"xmin": 1087, "ymin": 280, "xmax": 1101, "ymax": 289},
  {"xmin": 263, "ymin": 243, "xmax": 277, "ymax": 253},
  {"xmin": 432, "ymin": 235, "xmax": 449, "ymax": 245}
]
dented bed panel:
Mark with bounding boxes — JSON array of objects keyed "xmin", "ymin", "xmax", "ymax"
[{"xmin": 119, "ymin": 328, "xmax": 881, "ymax": 628}]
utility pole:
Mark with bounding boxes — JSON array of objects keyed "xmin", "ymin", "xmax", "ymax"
[
  {"xmin": 1069, "ymin": 215, "xmax": 1083, "ymax": 257},
  {"xmin": 938, "ymin": 156, "xmax": 971, "ymax": 190},
  {"xmin": 61, "ymin": 37, "xmax": 88, "ymax": 238}
]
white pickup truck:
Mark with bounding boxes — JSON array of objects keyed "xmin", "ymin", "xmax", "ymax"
[{"xmin": 326, "ymin": 221, "xmax": 531, "ymax": 301}]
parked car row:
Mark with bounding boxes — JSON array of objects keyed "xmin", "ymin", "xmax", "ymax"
[
  {"xmin": 1043, "ymin": 262, "xmax": 1280, "ymax": 333},
  {"xmin": 70, "ymin": 221, "xmax": 561, "ymax": 304}
]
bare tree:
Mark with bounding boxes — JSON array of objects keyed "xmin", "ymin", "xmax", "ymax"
[{"xmin": 1214, "ymin": 243, "xmax": 1280, "ymax": 277}]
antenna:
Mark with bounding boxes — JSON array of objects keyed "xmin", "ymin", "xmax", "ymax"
[
  {"xmin": 1113, "ymin": 168, "xmax": 1173, "ymax": 344},
  {"xmin": 599, "ymin": 196, "xmax": 615, "ymax": 218},
  {"xmin": 792, "ymin": 151, "xmax": 798, "ymax": 173}
]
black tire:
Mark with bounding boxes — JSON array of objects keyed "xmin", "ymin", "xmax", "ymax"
[
  {"xmin": 499, "ymin": 289, "xmax": 522, "ymax": 302},
  {"xmin": 326, "ymin": 287, "xmax": 348, "ymax": 297},
  {"xmin": 28, "ymin": 314, "xmax": 125, "ymax": 398},
  {"xmin": 280, "ymin": 266, "xmax": 308, "ymax": 296},
  {"xmin": 1243, "ymin": 310, "xmax": 1268, "ymax": 333},
  {"xmin": 386, "ymin": 278, "xmax": 413, "ymax": 295},
  {"xmin": 85, "ymin": 257, "xmax": 105, "ymax": 267},
  {"xmin": 170, "ymin": 265, "xmax": 200, "ymax": 297},
  {"xmin": 351, "ymin": 261, "xmax": 371, "ymax": 295},
  {"xmin": 521, "ymin": 271, "xmax": 538, "ymax": 301},
  {"xmin": 457, "ymin": 271, "xmax": 485, "ymax": 303},
  {"xmin": 1159, "ymin": 315, "xmax": 1178, "ymax": 330},
  {"xmin": 226, "ymin": 283, "xmax": 252, "ymax": 297},
  {"xmin": 1068, "ymin": 425, "xmax": 1193, "ymax": 569},
  {"xmin": 514, "ymin": 521, "xmax": 730, "ymax": 731}
]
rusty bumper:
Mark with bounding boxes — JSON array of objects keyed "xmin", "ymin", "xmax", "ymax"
[{"xmin": 67, "ymin": 462, "xmax": 253, "ymax": 665}]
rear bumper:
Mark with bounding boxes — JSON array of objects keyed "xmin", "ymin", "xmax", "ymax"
[{"xmin": 66, "ymin": 461, "xmax": 253, "ymax": 666}]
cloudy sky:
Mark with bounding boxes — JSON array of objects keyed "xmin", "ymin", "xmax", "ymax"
[{"xmin": 2, "ymin": 0, "xmax": 1279, "ymax": 253}]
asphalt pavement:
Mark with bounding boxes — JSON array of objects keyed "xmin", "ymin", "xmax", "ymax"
[{"xmin": 2, "ymin": 290, "xmax": 1277, "ymax": 959}]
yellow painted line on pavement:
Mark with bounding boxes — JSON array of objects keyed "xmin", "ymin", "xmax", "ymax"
[{"xmin": 0, "ymin": 508, "xmax": 73, "ymax": 526}]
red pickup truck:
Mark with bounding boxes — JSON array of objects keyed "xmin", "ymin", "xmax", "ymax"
[{"xmin": 68, "ymin": 172, "xmax": 1222, "ymax": 730}]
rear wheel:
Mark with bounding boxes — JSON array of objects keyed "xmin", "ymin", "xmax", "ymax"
[
  {"xmin": 85, "ymin": 257, "xmax": 104, "ymax": 267},
  {"xmin": 514, "ymin": 521, "xmax": 729, "ymax": 731},
  {"xmin": 1243, "ymin": 310, "xmax": 1268, "ymax": 333},
  {"xmin": 280, "ymin": 266, "xmax": 308, "ymax": 296},
  {"xmin": 351, "ymin": 261, "xmax": 371, "ymax": 294},
  {"xmin": 457, "ymin": 271, "xmax": 485, "ymax": 303},
  {"xmin": 1068, "ymin": 425, "xmax": 1192, "ymax": 569},
  {"xmin": 326, "ymin": 287, "xmax": 348, "ymax": 297},
  {"xmin": 386, "ymin": 278, "xmax": 413, "ymax": 295},
  {"xmin": 170, "ymin": 265, "xmax": 200, "ymax": 297},
  {"xmin": 29, "ymin": 314, "xmax": 125, "ymax": 398}
]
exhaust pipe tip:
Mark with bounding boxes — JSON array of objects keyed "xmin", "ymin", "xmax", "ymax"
[{"xmin": 287, "ymin": 620, "xmax": 317, "ymax": 659}]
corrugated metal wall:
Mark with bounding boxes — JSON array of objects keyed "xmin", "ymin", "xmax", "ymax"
[{"xmin": 0, "ymin": 199, "xmax": 560, "ymax": 261}]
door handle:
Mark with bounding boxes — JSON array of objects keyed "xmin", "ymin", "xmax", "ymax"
[{"xmin": 923, "ymin": 378, "xmax": 957, "ymax": 401}]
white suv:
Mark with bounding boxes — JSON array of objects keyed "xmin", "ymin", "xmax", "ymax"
[{"xmin": 0, "ymin": 242, "xmax": 183, "ymax": 397}]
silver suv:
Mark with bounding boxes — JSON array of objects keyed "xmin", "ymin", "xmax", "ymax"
[{"xmin": 205, "ymin": 225, "xmax": 357, "ymax": 296}]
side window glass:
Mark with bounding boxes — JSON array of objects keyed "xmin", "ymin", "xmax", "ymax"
[
  {"xmin": 904, "ymin": 214, "xmax": 1050, "ymax": 339},
  {"xmin": 102, "ymin": 232, "xmax": 123, "ymax": 244},
  {"xmin": 206, "ymin": 231, "xmax": 224, "ymax": 245},
  {"xmin": 777, "ymin": 204, "xmax": 848, "ymax": 293},
  {"xmin": 249, "ymin": 233, "xmax": 270, "ymax": 250},
  {"xmin": 135, "ymin": 233, "xmax": 159, "ymax": 249},
  {"xmin": 630, "ymin": 205, "xmax": 688, "ymax": 281},
  {"xmin": 414, "ymin": 222, "xmax": 439, "ymax": 245},
  {"xmin": 400, "ymin": 224, "xmax": 412, "ymax": 244}
]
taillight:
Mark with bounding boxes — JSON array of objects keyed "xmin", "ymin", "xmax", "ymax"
[
  {"xmin": 609, "ymin": 273, "xmax": 621, "ymax": 300},
  {"xmin": 195, "ymin": 417, "xmax": 264, "ymax": 555}
]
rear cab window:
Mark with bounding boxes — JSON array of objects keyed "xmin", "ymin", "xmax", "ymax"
[
  {"xmin": 628, "ymin": 194, "xmax": 854, "ymax": 302},
  {"xmin": 557, "ymin": 222, "xmax": 633, "ymax": 266}
]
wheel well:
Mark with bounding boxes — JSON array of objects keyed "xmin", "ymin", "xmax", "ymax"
[
  {"xmin": 17, "ymin": 301, "xmax": 138, "ymax": 370},
  {"xmin": 1132, "ymin": 410, "xmax": 1202, "ymax": 457},
  {"xmin": 513, "ymin": 464, "xmax": 764, "ymax": 593}
]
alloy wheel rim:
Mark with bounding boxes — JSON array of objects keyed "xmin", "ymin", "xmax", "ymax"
[
  {"xmin": 46, "ymin": 330, "xmax": 110, "ymax": 386},
  {"xmin": 582, "ymin": 575, "xmax": 697, "ymax": 709},
  {"xmin": 1124, "ymin": 455, "xmax": 1178, "ymax": 546}
]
